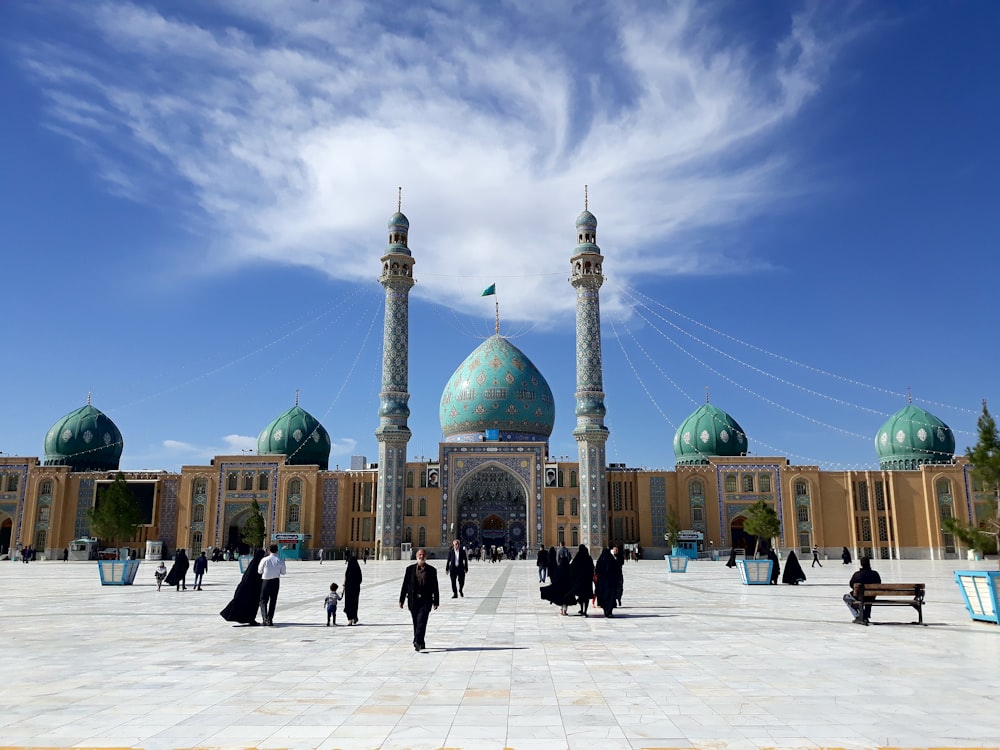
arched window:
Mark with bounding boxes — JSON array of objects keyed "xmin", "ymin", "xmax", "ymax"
[
  {"xmin": 759, "ymin": 474, "xmax": 772, "ymax": 493},
  {"xmin": 570, "ymin": 497, "xmax": 579, "ymax": 516},
  {"xmin": 557, "ymin": 525, "xmax": 565, "ymax": 545},
  {"xmin": 39, "ymin": 480, "xmax": 53, "ymax": 497},
  {"xmin": 689, "ymin": 479, "xmax": 704, "ymax": 498},
  {"xmin": 38, "ymin": 505, "xmax": 51, "ymax": 523},
  {"xmin": 227, "ymin": 473, "xmax": 238, "ymax": 491},
  {"xmin": 418, "ymin": 498, "xmax": 427, "ymax": 517},
  {"xmin": 288, "ymin": 505, "xmax": 300, "ymax": 524},
  {"xmin": 692, "ymin": 506, "xmax": 704, "ymax": 522},
  {"xmin": 557, "ymin": 497, "xmax": 565, "ymax": 516},
  {"xmin": 418, "ymin": 527, "xmax": 426, "ymax": 547},
  {"xmin": 797, "ymin": 505, "xmax": 809, "ymax": 523},
  {"xmin": 6, "ymin": 474, "xmax": 18, "ymax": 492},
  {"xmin": 404, "ymin": 526, "xmax": 412, "ymax": 543},
  {"xmin": 194, "ymin": 478, "xmax": 207, "ymax": 496},
  {"xmin": 557, "ymin": 469, "xmax": 564, "ymax": 487},
  {"xmin": 405, "ymin": 497, "xmax": 414, "ymax": 516},
  {"xmin": 795, "ymin": 480, "xmax": 808, "ymax": 497},
  {"xmin": 742, "ymin": 474, "xmax": 754, "ymax": 493},
  {"xmin": 570, "ymin": 471, "xmax": 578, "ymax": 488},
  {"xmin": 258, "ymin": 473, "xmax": 269, "ymax": 491},
  {"xmin": 288, "ymin": 479, "xmax": 302, "ymax": 497},
  {"xmin": 935, "ymin": 478, "xmax": 951, "ymax": 499},
  {"xmin": 35, "ymin": 529, "xmax": 47, "ymax": 549},
  {"xmin": 191, "ymin": 531, "xmax": 203, "ymax": 552},
  {"xmin": 571, "ymin": 526, "xmax": 579, "ymax": 546},
  {"xmin": 242, "ymin": 474, "xmax": 253, "ymax": 491},
  {"xmin": 192, "ymin": 505, "xmax": 205, "ymax": 523},
  {"xmin": 419, "ymin": 470, "xmax": 427, "ymax": 488},
  {"xmin": 724, "ymin": 474, "xmax": 737, "ymax": 493},
  {"xmin": 406, "ymin": 471, "xmax": 414, "ymax": 488}
]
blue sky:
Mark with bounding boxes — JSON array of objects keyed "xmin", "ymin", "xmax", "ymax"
[{"xmin": 2, "ymin": 1, "xmax": 997, "ymax": 472}]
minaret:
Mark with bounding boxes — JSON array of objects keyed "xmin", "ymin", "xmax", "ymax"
[
  {"xmin": 570, "ymin": 187, "xmax": 610, "ymax": 550},
  {"xmin": 375, "ymin": 191, "xmax": 415, "ymax": 559}
]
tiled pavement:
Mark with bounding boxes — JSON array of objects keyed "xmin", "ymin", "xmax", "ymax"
[{"xmin": 1, "ymin": 555, "xmax": 998, "ymax": 750}]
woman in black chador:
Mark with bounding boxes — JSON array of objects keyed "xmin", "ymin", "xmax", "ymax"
[
  {"xmin": 540, "ymin": 546, "xmax": 573, "ymax": 615},
  {"xmin": 569, "ymin": 544, "xmax": 595, "ymax": 616},
  {"xmin": 766, "ymin": 548, "xmax": 780, "ymax": 585},
  {"xmin": 164, "ymin": 549, "xmax": 190, "ymax": 591},
  {"xmin": 594, "ymin": 547, "xmax": 624, "ymax": 617},
  {"xmin": 841, "ymin": 546, "xmax": 852, "ymax": 565},
  {"xmin": 725, "ymin": 547, "xmax": 737, "ymax": 568},
  {"xmin": 343, "ymin": 552, "xmax": 363, "ymax": 625},
  {"xmin": 781, "ymin": 549, "xmax": 807, "ymax": 585},
  {"xmin": 220, "ymin": 548, "xmax": 266, "ymax": 625}
]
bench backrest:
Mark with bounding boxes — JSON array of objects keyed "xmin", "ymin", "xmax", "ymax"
[{"xmin": 852, "ymin": 582, "xmax": 925, "ymax": 599}]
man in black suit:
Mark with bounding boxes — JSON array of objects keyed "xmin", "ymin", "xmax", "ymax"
[
  {"xmin": 399, "ymin": 548, "xmax": 439, "ymax": 651},
  {"xmin": 445, "ymin": 538, "xmax": 469, "ymax": 598}
]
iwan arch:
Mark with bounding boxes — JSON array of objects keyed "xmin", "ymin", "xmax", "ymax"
[{"xmin": 0, "ymin": 206, "xmax": 991, "ymax": 562}]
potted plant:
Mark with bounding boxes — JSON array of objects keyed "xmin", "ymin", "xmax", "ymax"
[
  {"xmin": 239, "ymin": 498, "xmax": 266, "ymax": 573},
  {"xmin": 663, "ymin": 509, "xmax": 688, "ymax": 572},
  {"xmin": 88, "ymin": 472, "xmax": 143, "ymax": 585},
  {"xmin": 737, "ymin": 500, "xmax": 780, "ymax": 585}
]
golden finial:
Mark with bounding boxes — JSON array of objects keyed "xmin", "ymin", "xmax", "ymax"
[
  {"xmin": 397, "ymin": 187, "xmax": 402, "ymax": 213},
  {"xmin": 584, "ymin": 184, "xmax": 589, "ymax": 211}
]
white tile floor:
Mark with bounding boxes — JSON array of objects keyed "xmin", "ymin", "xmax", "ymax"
[{"xmin": 1, "ymin": 556, "xmax": 998, "ymax": 750}]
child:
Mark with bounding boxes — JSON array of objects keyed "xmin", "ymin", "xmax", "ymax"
[
  {"xmin": 324, "ymin": 582, "xmax": 343, "ymax": 626},
  {"xmin": 154, "ymin": 561, "xmax": 167, "ymax": 591}
]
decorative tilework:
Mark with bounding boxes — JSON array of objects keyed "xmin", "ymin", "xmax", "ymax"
[
  {"xmin": 321, "ymin": 476, "xmax": 339, "ymax": 549},
  {"xmin": 74, "ymin": 479, "xmax": 95, "ymax": 539},
  {"xmin": 160, "ymin": 477, "xmax": 179, "ymax": 548}
]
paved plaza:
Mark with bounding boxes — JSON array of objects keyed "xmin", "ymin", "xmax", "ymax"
[{"xmin": 2, "ymin": 555, "xmax": 999, "ymax": 750}]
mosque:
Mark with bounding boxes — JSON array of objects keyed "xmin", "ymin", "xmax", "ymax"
[{"xmin": 0, "ymin": 206, "xmax": 991, "ymax": 563}]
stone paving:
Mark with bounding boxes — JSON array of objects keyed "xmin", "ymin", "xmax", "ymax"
[{"xmin": 1, "ymin": 555, "xmax": 999, "ymax": 750}]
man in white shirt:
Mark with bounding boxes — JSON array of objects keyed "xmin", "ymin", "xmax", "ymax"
[{"xmin": 257, "ymin": 543, "xmax": 286, "ymax": 626}]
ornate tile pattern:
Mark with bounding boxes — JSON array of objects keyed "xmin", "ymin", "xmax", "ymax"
[{"xmin": 321, "ymin": 476, "xmax": 338, "ymax": 548}]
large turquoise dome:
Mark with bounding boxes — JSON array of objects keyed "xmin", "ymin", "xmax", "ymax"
[
  {"xmin": 875, "ymin": 404, "xmax": 955, "ymax": 470},
  {"xmin": 440, "ymin": 335, "xmax": 555, "ymax": 443},
  {"xmin": 258, "ymin": 405, "xmax": 331, "ymax": 469},
  {"xmin": 44, "ymin": 402, "xmax": 123, "ymax": 472},
  {"xmin": 673, "ymin": 403, "xmax": 747, "ymax": 465}
]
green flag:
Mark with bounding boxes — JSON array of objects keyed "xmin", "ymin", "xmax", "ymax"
[{"xmin": 481, "ymin": 283, "xmax": 496, "ymax": 297}]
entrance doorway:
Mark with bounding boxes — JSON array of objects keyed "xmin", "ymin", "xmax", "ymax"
[
  {"xmin": 0, "ymin": 517, "xmax": 11, "ymax": 556},
  {"xmin": 730, "ymin": 516, "xmax": 758, "ymax": 555},
  {"xmin": 481, "ymin": 514, "xmax": 506, "ymax": 551},
  {"xmin": 454, "ymin": 464, "xmax": 530, "ymax": 556}
]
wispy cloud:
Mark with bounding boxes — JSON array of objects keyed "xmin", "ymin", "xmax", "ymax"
[{"xmin": 14, "ymin": 0, "xmax": 858, "ymax": 326}]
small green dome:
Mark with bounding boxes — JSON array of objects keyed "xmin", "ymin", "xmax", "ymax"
[
  {"xmin": 875, "ymin": 404, "xmax": 955, "ymax": 470},
  {"xmin": 440, "ymin": 335, "xmax": 555, "ymax": 443},
  {"xmin": 673, "ymin": 403, "xmax": 747, "ymax": 465},
  {"xmin": 44, "ymin": 403, "xmax": 123, "ymax": 472},
  {"xmin": 258, "ymin": 405, "xmax": 331, "ymax": 469},
  {"xmin": 576, "ymin": 210, "xmax": 596, "ymax": 228},
  {"xmin": 388, "ymin": 212, "xmax": 409, "ymax": 229}
]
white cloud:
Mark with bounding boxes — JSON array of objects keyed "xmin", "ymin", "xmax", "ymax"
[{"xmin": 16, "ymin": 0, "xmax": 858, "ymax": 327}]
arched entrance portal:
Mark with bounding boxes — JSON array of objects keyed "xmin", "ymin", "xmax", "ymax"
[
  {"xmin": 0, "ymin": 517, "xmax": 12, "ymax": 556},
  {"xmin": 730, "ymin": 516, "xmax": 758, "ymax": 556},
  {"xmin": 455, "ymin": 465, "xmax": 529, "ymax": 555},
  {"xmin": 225, "ymin": 505, "xmax": 263, "ymax": 556}
]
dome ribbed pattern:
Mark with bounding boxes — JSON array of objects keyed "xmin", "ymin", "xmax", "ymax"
[
  {"xmin": 673, "ymin": 403, "xmax": 747, "ymax": 465},
  {"xmin": 44, "ymin": 404, "xmax": 123, "ymax": 472}
]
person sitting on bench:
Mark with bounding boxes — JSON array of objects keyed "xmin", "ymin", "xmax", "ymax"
[{"xmin": 844, "ymin": 556, "xmax": 881, "ymax": 624}]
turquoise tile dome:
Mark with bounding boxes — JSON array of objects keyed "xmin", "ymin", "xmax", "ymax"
[
  {"xmin": 440, "ymin": 335, "xmax": 555, "ymax": 442},
  {"xmin": 258, "ymin": 405, "xmax": 331, "ymax": 469},
  {"xmin": 44, "ymin": 402, "xmax": 123, "ymax": 472},
  {"xmin": 576, "ymin": 210, "xmax": 597, "ymax": 228},
  {"xmin": 673, "ymin": 403, "xmax": 747, "ymax": 465},
  {"xmin": 388, "ymin": 212, "xmax": 409, "ymax": 229},
  {"xmin": 875, "ymin": 404, "xmax": 954, "ymax": 470}
]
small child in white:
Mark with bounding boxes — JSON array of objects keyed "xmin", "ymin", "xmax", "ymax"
[
  {"xmin": 324, "ymin": 582, "xmax": 343, "ymax": 626},
  {"xmin": 154, "ymin": 561, "xmax": 167, "ymax": 591}
]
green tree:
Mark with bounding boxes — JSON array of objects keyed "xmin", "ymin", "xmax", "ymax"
[
  {"xmin": 664, "ymin": 508, "xmax": 682, "ymax": 550},
  {"xmin": 87, "ymin": 472, "xmax": 142, "ymax": 554},
  {"xmin": 966, "ymin": 400, "xmax": 1000, "ymax": 565},
  {"xmin": 743, "ymin": 500, "xmax": 781, "ymax": 559},
  {"xmin": 242, "ymin": 498, "xmax": 266, "ymax": 550}
]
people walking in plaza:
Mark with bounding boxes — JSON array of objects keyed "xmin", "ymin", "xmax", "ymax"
[
  {"xmin": 595, "ymin": 547, "xmax": 623, "ymax": 617},
  {"xmin": 766, "ymin": 547, "xmax": 780, "ymax": 585},
  {"xmin": 257, "ymin": 543, "xmax": 286, "ymax": 626},
  {"xmin": 324, "ymin": 582, "xmax": 342, "ymax": 626},
  {"xmin": 611, "ymin": 545, "xmax": 625, "ymax": 605},
  {"xmin": 446, "ymin": 539, "xmax": 468, "ymax": 598},
  {"xmin": 844, "ymin": 556, "xmax": 881, "ymax": 624},
  {"xmin": 782, "ymin": 550, "xmax": 807, "ymax": 585},
  {"xmin": 154, "ymin": 561, "xmax": 167, "ymax": 591},
  {"xmin": 220, "ymin": 548, "xmax": 266, "ymax": 625},
  {"xmin": 193, "ymin": 551, "xmax": 208, "ymax": 590},
  {"xmin": 165, "ymin": 549, "xmax": 189, "ymax": 591},
  {"xmin": 363, "ymin": 548, "xmax": 369, "ymax": 564},
  {"xmin": 725, "ymin": 547, "xmax": 737, "ymax": 568},
  {"xmin": 318, "ymin": 547, "xmax": 324, "ymax": 564},
  {"xmin": 570, "ymin": 544, "xmax": 595, "ymax": 616},
  {"xmin": 399, "ymin": 547, "xmax": 439, "ymax": 651},
  {"xmin": 536, "ymin": 544, "xmax": 548, "ymax": 582},
  {"xmin": 557, "ymin": 541, "xmax": 572, "ymax": 566},
  {"xmin": 344, "ymin": 551, "xmax": 363, "ymax": 625},
  {"xmin": 811, "ymin": 545, "xmax": 823, "ymax": 567},
  {"xmin": 841, "ymin": 546, "xmax": 852, "ymax": 565}
]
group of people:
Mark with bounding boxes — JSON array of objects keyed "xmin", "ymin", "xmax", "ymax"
[
  {"xmin": 156, "ymin": 550, "xmax": 211, "ymax": 591},
  {"xmin": 538, "ymin": 542, "xmax": 625, "ymax": 618},
  {"xmin": 17, "ymin": 545, "xmax": 37, "ymax": 563}
]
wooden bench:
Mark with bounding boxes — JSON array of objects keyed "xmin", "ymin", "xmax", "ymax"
[{"xmin": 851, "ymin": 582, "xmax": 926, "ymax": 625}]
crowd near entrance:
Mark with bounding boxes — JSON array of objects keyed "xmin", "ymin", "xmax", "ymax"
[{"xmin": 455, "ymin": 465, "xmax": 530, "ymax": 559}]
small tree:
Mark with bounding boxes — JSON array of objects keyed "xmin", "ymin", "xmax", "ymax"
[
  {"xmin": 664, "ymin": 508, "xmax": 682, "ymax": 550},
  {"xmin": 87, "ymin": 472, "xmax": 142, "ymax": 555},
  {"xmin": 965, "ymin": 400, "xmax": 1000, "ymax": 567},
  {"xmin": 242, "ymin": 498, "xmax": 266, "ymax": 550},
  {"xmin": 743, "ymin": 500, "xmax": 781, "ymax": 559}
]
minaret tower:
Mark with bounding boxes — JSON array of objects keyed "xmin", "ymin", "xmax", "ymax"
[
  {"xmin": 570, "ymin": 187, "xmax": 610, "ymax": 550},
  {"xmin": 375, "ymin": 190, "xmax": 415, "ymax": 559}
]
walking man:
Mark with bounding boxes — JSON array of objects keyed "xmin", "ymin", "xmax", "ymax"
[
  {"xmin": 536, "ymin": 544, "xmax": 548, "ymax": 582},
  {"xmin": 811, "ymin": 545, "xmax": 823, "ymax": 567},
  {"xmin": 192, "ymin": 551, "xmax": 208, "ymax": 590},
  {"xmin": 445, "ymin": 539, "xmax": 468, "ymax": 598},
  {"xmin": 399, "ymin": 548, "xmax": 439, "ymax": 651},
  {"xmin": 258, "ymin": 543, "xmax": 286, "ymax": 626}
]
